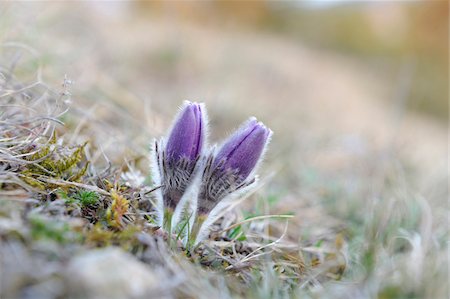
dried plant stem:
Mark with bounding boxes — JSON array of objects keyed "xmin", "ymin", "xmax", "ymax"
[
  {"xmin": 40, "ymin": 178, "xmax": 110, "ymax": 196},
  {"xmin": 218, "ymin": 214, "xmax": 294, "ymax": 234}
]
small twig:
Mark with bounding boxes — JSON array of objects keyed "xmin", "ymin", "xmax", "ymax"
[
  {"xmin": 39, "ymin": 178, "xmax": 110, "ymax": 196},
  {"xmin": 144, "ymin": 184, "xmax": 163, "ymax": 194}
]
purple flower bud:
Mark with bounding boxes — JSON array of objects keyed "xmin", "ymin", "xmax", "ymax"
[
  {"xmin": 157, "ymin": 101, "xmax": 207, "ymax": 210},
  {"xmin": 214, "ymin": 118, "xmax": 271, "ymax": 181},
  {"xmin": 166, "ymin": 102, "xmax": 204, "ymax": 161},
  {"xmin": 198, "ymin": 117, "xmax": 272, "ymax": 215}
]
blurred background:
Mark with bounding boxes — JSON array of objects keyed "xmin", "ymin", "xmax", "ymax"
[{"xmin": 1, "ymin": 0, "xmax": 448, "ymax": 267}]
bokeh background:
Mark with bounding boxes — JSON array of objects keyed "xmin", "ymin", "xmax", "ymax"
[{"xmin": 0, "ymin": 1, "xmax": 448, "ymax": 297}]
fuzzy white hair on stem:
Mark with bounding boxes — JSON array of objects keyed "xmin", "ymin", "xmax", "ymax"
[{"xmin": 149, "ymin": 138, "xmax": 165, "ymax": 227}]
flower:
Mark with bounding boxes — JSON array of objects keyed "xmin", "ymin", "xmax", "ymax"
[
  {"xmin": 197, "ymin": 117, "xmax": 272, "ymax": 215},
  {"xmin": 150, "ymin": 102, "xmax": 272, "ymax": 245},
  {"xmin": 165, "ymin": 102, "xmax": 204, "ymax": 161},
  {"xmin": 150, "ymin": 101, "xmax": 207, "ymax": 221}
]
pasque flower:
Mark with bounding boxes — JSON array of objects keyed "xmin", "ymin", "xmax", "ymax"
[
  {"xmin": 197, "ymin": 117, "xmax": 272, "ymax": 215},
  {"xmin": 150, "ymin": 101, "xmax": 207, "ymax": 226},
  {"xmin": 150, "ymin": 102, "xmax": 272, "ymax": 244}
]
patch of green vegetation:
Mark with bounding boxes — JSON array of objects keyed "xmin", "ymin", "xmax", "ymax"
[
  {"xmin": 29, "ymin": 216, "xmax": 80, "ymax": 244},
  {"xmin": 378, "ymin": 286, "xmax": 420, "ymax": 299},
  {"xmin": 228, "ymin": 225, "xmax": 246, "ymax": 241},
  {"xmin": 73, "ymin": 190, "xmax": 99, "ymax": 207},
  {"xmin": 57, "ymin": 188, "xmax": 99, "ymax": 207}
]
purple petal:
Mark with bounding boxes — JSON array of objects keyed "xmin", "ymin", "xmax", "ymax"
[
  {"xmin": 166, "ymin": 102, "xmax": 203, "ymax": 161},
  {"xmin": 215, "ymin": 118, "xmax": 271, "ymax": 180}
]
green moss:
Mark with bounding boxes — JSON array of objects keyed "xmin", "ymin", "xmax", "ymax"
[
  {"xmin": 20, "ymin": 133, "xmax": 89, "ymax": 191},
  {"xmin": 73, "ymin": 190, "xmax": 99, "ymax": 207}
]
